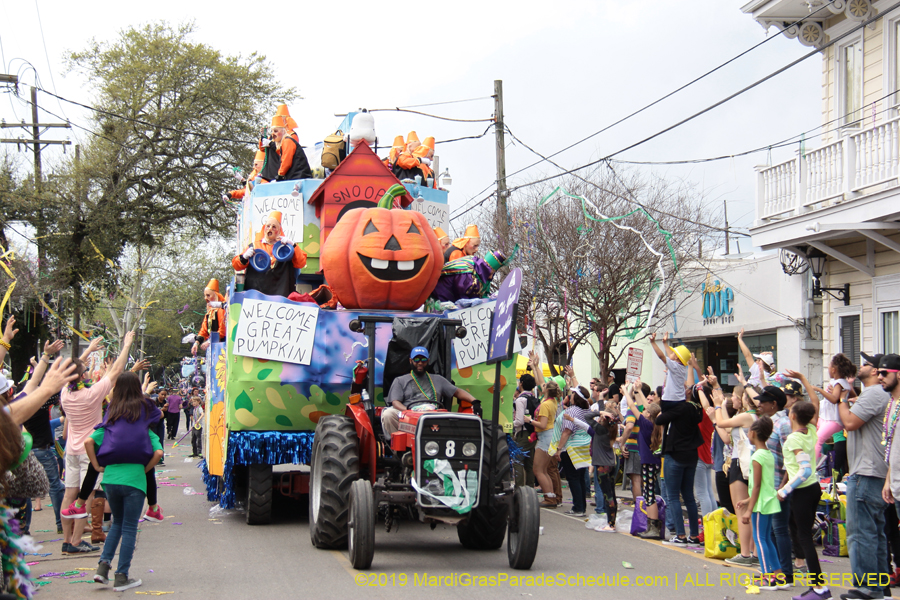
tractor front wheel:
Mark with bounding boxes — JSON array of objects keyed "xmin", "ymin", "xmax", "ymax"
[
  {"xmin": 457, "ymin": 422, "xmax": 510, "ymax": 550},
  {"xmin": 507, "ymin": 485, "xmax": 540, "ymax": 569},
  {"xmin": 309, "ymin": 416, "xmax": 359, "ymax": 549},
  {"xmin": 348, "ymin": 480, "xmax": 375, "ymax": 569}
]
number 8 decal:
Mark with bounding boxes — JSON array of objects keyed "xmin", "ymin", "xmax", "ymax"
[{"xmin": 445, "ymin": 440, "xmax": 456, "ymax": 457}]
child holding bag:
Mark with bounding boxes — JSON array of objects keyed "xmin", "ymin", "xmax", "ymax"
[{"xmin": 83, "ymin": 372, "xmax": 163, "ymax": 592}]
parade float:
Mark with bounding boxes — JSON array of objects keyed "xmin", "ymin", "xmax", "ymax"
[{"xmin": 199, "ymin": 114, "xmax": 533, "ymax": 569}]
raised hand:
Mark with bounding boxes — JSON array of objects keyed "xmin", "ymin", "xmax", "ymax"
[
  {"xmin": 44, "ymin": 339, "xmax": 65, "ymax": 355},
  {"xmin": 738, "ymin": 327, "xmax": 745, "ymax": 339},
  {"xmin": 649, "ymin": 332, "xmax": 656, "ymax": 342},
  {"xmin": 662, "ymin": 331, "xmax": 669, "ymax": 343},
  {"xmin": 3, "ymin": 316, "xmax": 18, "ymax": 342}
]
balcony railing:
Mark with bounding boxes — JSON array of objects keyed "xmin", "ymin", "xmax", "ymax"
[{"xmin": 757, "ymin": 116, "xmax": 900, "ymax": 223}]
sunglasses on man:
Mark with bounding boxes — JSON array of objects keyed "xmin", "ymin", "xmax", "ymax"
[
  {"xmin": 878, "ymin": 369, "xmax": 900, "ymax": 377},
  {"xmin": 412, "ymin": 357, "xmax": 428, "ymax": 364}
]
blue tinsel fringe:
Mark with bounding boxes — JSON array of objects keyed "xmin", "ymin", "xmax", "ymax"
[
  {"xmin": 197, "ymin": 459, "xmax": 220, "ymax": 502},
  {"xmin": 218, "ymin": 431, "xmax": 314, "ymax": 509},
  {"xmin": 507, "ymin": 434, "xmax": 525, "ymax": 465}
]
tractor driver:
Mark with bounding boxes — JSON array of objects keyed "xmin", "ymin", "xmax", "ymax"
[{"xmin": 381, "ymin": 346, "xmax": 476, "ymax": 438}]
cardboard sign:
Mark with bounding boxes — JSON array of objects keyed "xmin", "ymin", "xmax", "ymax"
[
  {"xmin": 250, "ymin": 193, "xmax": 305, "ymax": 244},
  {"xmin": 409, "ymin": 197, "xmax": 450, "ymax": 233},
  {"xmin": 626, "ymin": 347, "xmax": 643, "ymax": 382},
  {"xmin": 234, "ymin": 299, "xmax": 318, "ymax": 364},
  {"xmin": 449, "ymin": 301, "xmax": 523, "ymax": 369},
  {"xmin": 487, "ymin": 268, "xmax": 523, "ymax": 364}
]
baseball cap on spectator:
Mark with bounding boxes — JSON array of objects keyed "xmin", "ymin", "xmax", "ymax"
[
  {"xmin": 861, "ymin": 352, "xmax": 885, "ymax": 368},
  {"xmin": 782, "ymin": 381, "xmax": 804, "ymax": 398},
  {"xmin": 757, "ymin": 385, "xmax": 787, "ymax": 410},
  {"xmin": 410, "ymin": 347, "xmax": 429, "ymax": 360},
  {"xmin": 753, "ymin": 352, "xmax": 775, "ymax": 368},
  {"xmin": 879, "ymin": 354, "xmax": 900, "ymax": 371}
]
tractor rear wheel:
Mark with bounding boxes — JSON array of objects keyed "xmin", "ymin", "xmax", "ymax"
[
  {"xmin": 309, "ymin": 415, "xmax": 359, "ymax": 549},
  {"xmin": 507, "ymin": 485, "xmax": 540, "ymax": 569},
  {"xmin": 348, "ymin": 480, "xmax": 375, "ymax": 569},
  {"xmin": 246, "ymin": 464, "xmax": 273, "ymax": 525},
  {"xmin": 457, "ymin": 422, "xmax": 510, "ymax": 550}
]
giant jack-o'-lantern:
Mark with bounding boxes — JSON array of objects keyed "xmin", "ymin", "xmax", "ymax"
[{"xmin": 322, "ymin": 185, "xmax": 443, "ymax": 310}]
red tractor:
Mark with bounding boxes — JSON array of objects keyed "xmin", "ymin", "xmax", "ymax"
[{"xmin": 308, "ymin": 315, "xmax": 540, "ymax": 570}]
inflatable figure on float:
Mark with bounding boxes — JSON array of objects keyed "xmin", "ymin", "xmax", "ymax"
[
  {"xmin": 383, "ymin": 135, "xmax": 405, "ymax": 171},
  {"xmin": 321, "ymin": 185, "xmax": 443, "ymax": 310},
  {"xmin": 431, "ymin": 250, "xmax": 512, "ymax": 303},
  {"xmin": 259, "ymin": 104, "xmax": 312, "ymax": 182},
  {"xmin": 347, "ymin": 110, "xmax": 376, "ymax": 151},
  {"xmin": 192, "ymin": 279, "xmax": 227, "ymax": 355},
  {"xmin": 232, "ymin": 211, "xmax": 308, "ymax": 298},
  {"xmin": 445, "ymin": 224, "xmax": 480, "ymax": 261}
]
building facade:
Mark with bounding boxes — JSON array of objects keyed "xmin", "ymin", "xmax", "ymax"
[{"xmin": 743, "ymin": 0, "xmax": 900, "ymax": 373}]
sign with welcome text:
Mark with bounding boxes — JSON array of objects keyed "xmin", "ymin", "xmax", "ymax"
[
  {"xmin": 487, "ymin": 268, "xmax": 523, "ymax": 364},
  {"xmin": 234, "ymin": 299, "xmax": 318, "ymax": 364},
  {"xmin": 449, "ymin": 301, "xmax": 524, "ymax": 369}
]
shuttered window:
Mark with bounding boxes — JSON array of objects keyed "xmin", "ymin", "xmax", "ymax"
[{"xmin": 839, "ymin": 314, "xmax": 861, "ymax": 366}]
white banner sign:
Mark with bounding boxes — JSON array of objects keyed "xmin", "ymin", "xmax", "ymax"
[
  {"xmin": 234, "ymin": 299, "xmax": 318, "ymax": 365},
  {"xmin": 449, "ymin": 301, "xmax": 523, "ymax": 369},
  {"xmin": 626, "ymin": 347, "xmax": 643, "ymax": 382},
  {"xmin": 409, "ymin": 198, "xmax": 449, "ymax": 233},
  {"xmin": 251, "ymin": 194, "xmax": 305, "ymax": 244}
]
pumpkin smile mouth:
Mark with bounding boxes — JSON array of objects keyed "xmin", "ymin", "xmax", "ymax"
[{"xmin": 357, "ymin": 253, "xmax": 429, "ymax": 281}]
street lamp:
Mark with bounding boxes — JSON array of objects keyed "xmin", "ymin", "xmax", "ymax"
[
  {"xmin": 805, "ymin": 247, "xmax": 850, "ymax": 305},
  {"xmin": 439, "ymin": 168, "xmax": 452, "ymax": 188}
]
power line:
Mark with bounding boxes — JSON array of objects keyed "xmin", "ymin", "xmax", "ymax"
[
  {"xmin": 32, "ymin": 0, "xmax": 68, "ymax": 121},
  {"xmin": 452, "ymin": 2, "xmax": 836, "ymax": 210},
  {"xmin": 452, "ymin": 2, "xmax": 900, "ymax": 221},
  {"xmin": 395, "ymin": 96, "xmax": 492, "ymax": 110},
  {"xmin": 366, "ymin": 107, "xmax": 493, "ymax": 123}
]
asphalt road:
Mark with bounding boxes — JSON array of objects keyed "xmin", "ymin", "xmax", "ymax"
[{"xmin": 27, "ymin": 422, "xmax": 858, "ymax": 599}]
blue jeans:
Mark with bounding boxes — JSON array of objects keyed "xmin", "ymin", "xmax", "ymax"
[
  {"xmin": 693, "ymin": 460, "xmax": 715, "ymax": 516},
  {"xmin": 659, "ymin": 470, "xmax": 676, "ymax": 534},
  {"xmin": 33, "ymin": 447, "xmax": 65, "ymax": 531},
  {"xmin": 663, "ymin": 455, "xmax": 700, "ymax": 538},
  {"xmin": 846, "ymin": 474, "xmax": 889, "ymax": 597},
  {"xmin": 772, "ymin": 493, "xmax": 793, "ymax": 583},
  {"xmin": 100, "ymin": 484, "xmax": 145, "ymax": 577}
]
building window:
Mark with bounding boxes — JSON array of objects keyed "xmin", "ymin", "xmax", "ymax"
[
  {"xmin": 844, "ymin": 41, "xmax": 863, "ymax": 126},
  {"xmin": 885, "ymin": 311, "xmax": 900, "ymax": 354},
  {"xmin": 736, "ymin": 333, "xmax": 778, "ymax": 374},
  {"xmin": 839, "ymin": 314, "xmax": 861, "ymax": 366}
]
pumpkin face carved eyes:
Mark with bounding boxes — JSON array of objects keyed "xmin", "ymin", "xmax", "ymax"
[{"xmin": 322, "ymin": 206, "xmax": 444, "ymax": 310}]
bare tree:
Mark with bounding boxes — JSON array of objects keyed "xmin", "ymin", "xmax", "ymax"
[{"xmin": 496, "ymin": 167, "xmax": 716, "ymax": 379}]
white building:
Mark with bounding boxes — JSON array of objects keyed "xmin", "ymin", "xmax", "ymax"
[{"xmin": 742, "ymin": 0, "xmax": 900, "ymax": 374}]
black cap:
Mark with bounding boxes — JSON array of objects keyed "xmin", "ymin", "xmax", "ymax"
[
  {"xmin": 879, "ymin": 354, "xmax": 900, "ymax": 371},
  {"xmin": 861, "ymin": 352, "xmax": 885, "ymax": 368},
  {"xmin": 783, "ymin": 380, "xmax": 804, "ymax": 397},
  {"xmin": 757, "ymin": 385, "xmax": 787, "ymax": 410}
]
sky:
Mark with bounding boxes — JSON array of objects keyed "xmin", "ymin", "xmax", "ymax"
[{"xmin": 0, "ymin": 0, "xmax": 822, "ymax": 251}]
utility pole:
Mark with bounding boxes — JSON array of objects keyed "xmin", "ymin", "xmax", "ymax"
[
  {"xmin": 493, "ymin": 80, "xmax": 509, "ymax": 248},
  {"xmin": 723, "ymin": 200, "xmax": 730, "ymax": 255}
]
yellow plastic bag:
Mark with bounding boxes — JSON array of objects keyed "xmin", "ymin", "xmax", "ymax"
[{"xmin": 704, "ymin": 507, "xmax": 741, "ymax": 559}]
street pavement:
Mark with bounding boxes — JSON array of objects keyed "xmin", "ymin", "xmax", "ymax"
[{"xmin": 27, "ymin": 422, "xmax": 859, "ymax": 599}]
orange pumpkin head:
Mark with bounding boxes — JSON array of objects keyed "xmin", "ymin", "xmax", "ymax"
[{"xmin": 322, "ymin": 185, "xmax": 443, "ymax": 310}]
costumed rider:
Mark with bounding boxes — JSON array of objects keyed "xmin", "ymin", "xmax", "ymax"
[
  {"xmin": 391, "ymin": 132, "xmax": 436, "ymax": 186},
  {"xmin": 381, "ymin": 347, "xmax": 476, "ymax": 437},
  {"xmin": 259, "ymin": 104, "xmax": 312, "ymax": 182},
  {"xmin": 445, "ymin": 224, "xmax": 480, "ymax": 262},
  {"xmin": 192, "ymin": 279, "xmax": 227, "ymax": 355},
  {"xmin": 432, "ymin": 250, "xmax": 510, "ymax": 303},
  {"xmin": 232, "ymin": 210, "xmax": 308, "ymax": 297},
  {"xmin": 383, "ymin": 135, "xmax": 405, "ymax": 171},
  {"xmin": 224, "ymin": 150, "xmax": 267, "ymax": 203},
  {"xmin": 434, "ymin": 227, "xmax": 451, "ymax": 254}
]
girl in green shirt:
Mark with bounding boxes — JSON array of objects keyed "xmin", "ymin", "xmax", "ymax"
[{"xmin": 736, "ymin": 415, "xmax": 788, "ymax": 590}]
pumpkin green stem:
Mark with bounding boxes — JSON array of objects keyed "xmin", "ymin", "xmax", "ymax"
[{"xmin": 377, "ymin": 184, "xmax": 407, "ymax": 209}]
